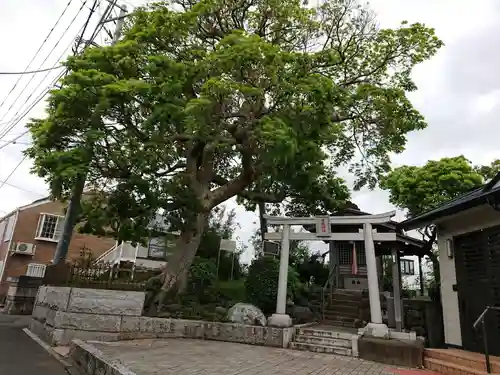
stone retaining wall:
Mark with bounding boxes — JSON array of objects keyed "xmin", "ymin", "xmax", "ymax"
[
  {"xmin": 70, "ymin": 339, "xmax": 135, "ymax": 375},
  {"xmin": 30, "ymin": 286, "xmax": 146, "ymax": 346},
  {"xmin": 4, "ymin": 276, "xmax": 43, "ymax": 315},
  {"xmin": 30, "ymin": 286, "xmax": 293, "ymax": 348}
]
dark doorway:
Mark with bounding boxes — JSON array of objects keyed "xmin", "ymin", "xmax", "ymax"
[{"xmin": 454, "ymin": 225, "xmax": 500, "ymax": 355}]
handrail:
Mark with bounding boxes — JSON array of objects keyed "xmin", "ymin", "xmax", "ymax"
[
  {"xmin": 95, "ymin": 243, "xmax": 119, "ymax": 263},
  {"xmin": 473, "ymin": 305, "xmax": 500, "ymax": 373},
  {"xmin": 321, "ymin": 265, "xmax": 337, "ymax": 321}
]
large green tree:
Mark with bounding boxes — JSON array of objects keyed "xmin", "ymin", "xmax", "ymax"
[
  {"xmin": 381, "ymin": 156, "xmax": 485, "ymax": 219},
  {"xmin": 26, "ymin": 0, "xmax": 442, "ymax": 298},
  {"xmin": 380, "ymin": 155, "xmax": 499, "ymax": 285}
]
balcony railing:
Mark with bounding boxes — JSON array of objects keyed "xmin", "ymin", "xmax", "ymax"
[{"xmin": 95, "ymin": 242, "xmax": 140, "ymax": 264}]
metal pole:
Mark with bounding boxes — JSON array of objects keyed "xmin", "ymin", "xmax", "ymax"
[
  {"xmin": 418, "ymin": 255, "xmax": 424, "ymax": 296},
  {"xmin": 230, "ymin": 251, "xmax": 235, "ymax": 280},
  {"xmin": 53, "ymin": 5, "xmax": 127, "ymax": 264},
  {"xmin": 483, "ymin": 320, "xmax": 491, "ymax": 373},
  {"xmin": 216, "ymin": 247, "xmax": 221, "ymax": 280}
]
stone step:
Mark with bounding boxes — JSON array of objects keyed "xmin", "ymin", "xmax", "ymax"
[
  {"xmin": 331, "ymin": 289, "xmax": 364, "ymax": 297},
  {"xmin": 324, "ymin": 309, "xmax": 359, "ymax": 319},
  {"xmin": 323, "ymin": 313, "xmax": 356, "ymax": 323},
  {"xmin": 329, "ymin": 297, "xmax": 363, "ymax": 306},
  {"xmin": 294, "ymin": 334, "xmax": 351, "ymax": 348},
  {"xmin": 297, "ymin": 328, "xmax": 354, "ymax": 340},
  {"xmin": 326, "ymin": 303, "xmax": 360, "ymax": 312},
  {"xmin": 321, "ymin": 319, "xmax": 356, "ymax": 328},
  {"xmin": 423, "ymin": 357, "xmax": 490, "ymax": 375},
  {"xmin": 424, "ymin": 349, "xmax": 500, "ymax": 373},
  {"xmin": 290, "ymin": 341, "xmax": 352, "ymax": 356}
]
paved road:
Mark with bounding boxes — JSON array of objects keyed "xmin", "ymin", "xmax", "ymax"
[{"xmin": 0, "ymin": 315, "xmax": 69, "ymax": 375}]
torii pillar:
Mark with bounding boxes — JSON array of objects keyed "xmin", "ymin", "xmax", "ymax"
[{"xmin": 264, "ymin": 212, "xmax": 393, "ymax": 338}]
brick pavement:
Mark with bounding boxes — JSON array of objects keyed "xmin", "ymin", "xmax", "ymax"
[{"xmin": 92, "ymin": 338, "xmax": 404, "ymax": 375}]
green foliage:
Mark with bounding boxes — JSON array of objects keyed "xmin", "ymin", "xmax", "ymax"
[
  {"xmin": 289, "ymin": 241, "xmax": 310, "ymax": 268},
  {"xmin": 295, "ymin": 252, "xmax": 330, "ymax": 286},
  {"xmin": 214, "ymin": 279, "xmax": 246, "ymax": 307},
  {"xmin": 187, "ymin": 257, "xmax": 217, "ymax": 302},
  {"xmin": 474, "ymin": 159, "xmax": 500, "ymax": 182},
  {"xmin": 245, "ymin": 255, "xmax": 298, "ymax": 314},
  {"xmin": 197, "ymin": 206, "xmax": 244, "ymax": 280},
  {"xmin": 380, "ymin": 155, "xmax": 500, "ymax": 291},
  {"xmin": 380, "ymin": 156, "xmax": 485, "ymax": 217},
  {"xmin": 25, "ymin": 0, "xmax": 443, "ymax": 250}
]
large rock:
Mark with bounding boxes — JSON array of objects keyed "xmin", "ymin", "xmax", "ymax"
[{"xmin": 227, "ymin": 303, "xmax": 266, "ymax": 326}]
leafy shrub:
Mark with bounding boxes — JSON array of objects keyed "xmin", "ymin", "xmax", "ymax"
[
  {"xmin": 214, "ymin": 279, "xmax": 246, "ymax": 307},
  {"xmin": 245, "ymin": 256, "xmax": 299, "ymax": 315},
  {"xmin": 186, "ymin": 257, "xmax": 217, "ymax": 303}
]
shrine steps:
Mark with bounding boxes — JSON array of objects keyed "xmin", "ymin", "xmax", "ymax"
[{"xmin": 289, "ymin": 325, "xmax": 357, "ymax": 357}]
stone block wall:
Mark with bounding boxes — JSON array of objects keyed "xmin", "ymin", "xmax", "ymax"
[
  {"xmin": 118, "ymin": 317, "xmax": 293, "ymax": 348},
  {"xmin": 30, "ymin": 286, "xmax": 293, "ymax": 348},
  {"xmin": 30, "ymin": 286, "xmax": 146, "ymax": 346},
  {"xmin": 358, "ymin": 336, "xmax": 424, "ymax": 368},
  {"xmin": 4, "ymin": 276, "xmax": 43, "ymax": 315}
]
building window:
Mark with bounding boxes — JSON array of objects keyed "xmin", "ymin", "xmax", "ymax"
[
  {"xmin": 26, "ymin": 263, "xmax": 47, "ymax": 278},
  {"xmin": 148, "ymin": 237, "xmax": 165, "ymax": 258},
  {"xmin": 35, "ymin": 214, "xmax": 64, "ymax": 242},
  {"xmin": 338, "ymin": 242, "xmax": 366, "ymax": 266},
  {"xmin": 400, "ymin": 258, "xmax": 415, "ymax": 276},
  {"xmin": 3, "ymin": 215, "xmax": 15, "ymax": 242},
  {"xmin": 148, "ymin": 234, "xmax": 176, "ymax": 259},
  {"xmin": 0, "ymin": 220, "xmax": 6, "ymax": 242}
]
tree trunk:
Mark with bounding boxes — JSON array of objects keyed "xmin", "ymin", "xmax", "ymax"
[{"xmin": 153, "ymin": 211, "xmax": 209, "ymax": 311}]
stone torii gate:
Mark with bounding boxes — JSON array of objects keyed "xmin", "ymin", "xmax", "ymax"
[{"xmin": 263, "ymin": 211, "xmax": 398, "ymax": 337}]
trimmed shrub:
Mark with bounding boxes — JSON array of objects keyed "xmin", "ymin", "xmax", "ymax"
[{"xmin": 245, "ymin": 255, "xmax": 299, "ymax": 315}]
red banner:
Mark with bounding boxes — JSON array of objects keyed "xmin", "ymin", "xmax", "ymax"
[{"xmin": 351, "ymin": 242, "xmax": 358, "ymax": 275}]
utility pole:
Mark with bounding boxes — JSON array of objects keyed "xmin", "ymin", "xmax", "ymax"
[{"xmin": 53, "ymin": 4, "xmax": 128, "ymax": 264}]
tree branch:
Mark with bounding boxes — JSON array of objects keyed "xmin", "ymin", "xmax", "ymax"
[
  {"xmin": 156, "ymin": 162, "xmax": 186, "ymax": 177},
  {"xmin": 208, "ymin": 146, "xmax": 255, "ymax": 208},
  {"xmin": 212, "ymin": 174, "xmax": 287, "ymax": 203}
]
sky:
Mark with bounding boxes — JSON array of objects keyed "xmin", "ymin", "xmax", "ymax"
[{"xmin": 0, "ymin": 0, "xmax": 499, "ymax": 267}]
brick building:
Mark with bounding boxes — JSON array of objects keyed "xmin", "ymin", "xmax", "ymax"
[{"xmin": 0, "ymin": 197, "xmax": 116, "ymax": 300}]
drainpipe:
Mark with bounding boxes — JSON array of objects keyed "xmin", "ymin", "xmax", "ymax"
[{"xmin": 0, "ymin": 209, "xmax": 19, "ymax": 282}]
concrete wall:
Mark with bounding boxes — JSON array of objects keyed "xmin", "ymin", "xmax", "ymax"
[
  {"xmin": 135, "ymin": 258, "xmax": 166, "ymax": 270},
  {"xmin": 436, "ymin": 204, "xmax": 500, "ymax": 347},
  {"xmin": 30, "ymin": 286, "xmax": 293, "ymax": 348}
]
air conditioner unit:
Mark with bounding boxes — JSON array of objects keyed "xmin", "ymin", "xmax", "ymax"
[{"xmin": 13, "ymin": 242, "xmax": 35, "ymax": 255}]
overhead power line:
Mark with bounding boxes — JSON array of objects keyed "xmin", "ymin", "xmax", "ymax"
[
  {"xmin": 0, "ymin": 0, "xmax": 89, "ymax": 127},
  {"xmin": 0, "ymin": 179, "xmax": 45, "ymax": 196},
  {"xmin": 0, "ymin": 139, "xmax": 30, "ymax": 145},
  {"xmin": 0, "ymin": 155, "xmax": 27, "ymax": 191},
  {"xmin": 0, "ymin": 131, "xmax": 29, "ymax": 151},
  {"xmin": 0, "ymin": 0, "xmax": 75, "ymax": 115},
  {"xmin": 0, "ymin": 65, "xmax": 65, "ymax": 75},
  {"xmin": 0, "ymin": 69, "xmax": 66, "ymax": 142},
  {"xmin": 0, "ymin": 0, "xmax": 102, "ymax": 144}
]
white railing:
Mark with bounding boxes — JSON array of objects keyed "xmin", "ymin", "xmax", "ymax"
[
  {"xmin": 95, "ymin": 242, "xmax": 144, "ymax": 264},
  {"xmin": 26, "ymin": 263, "xmax": 47, "ymax": 278},
  {"xmin": 95, "ymin": 243, "xmax": 120, "ymax": 263}
]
